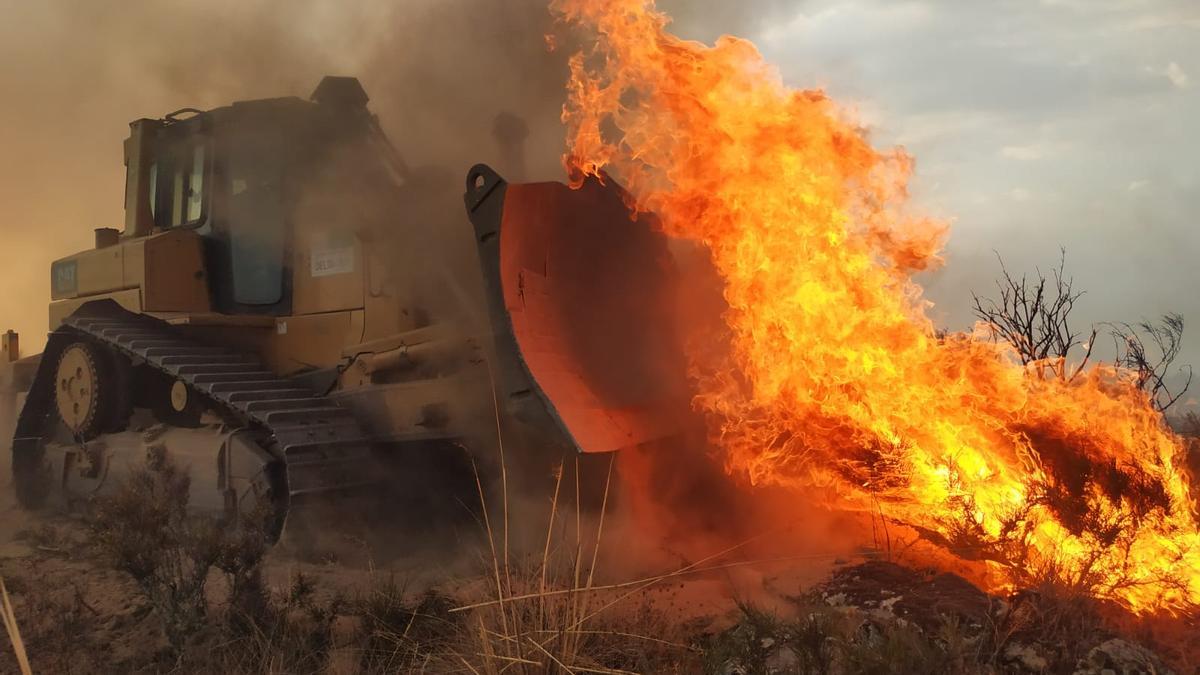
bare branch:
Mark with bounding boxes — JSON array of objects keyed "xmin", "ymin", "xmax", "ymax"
[
  {"xmin": 1107, "ymin": 313, "xmax": 1192, "ymax": 413},
  {"xmin": 972, "ymin": 249, "xmax": 1093, "ymax": 382}
]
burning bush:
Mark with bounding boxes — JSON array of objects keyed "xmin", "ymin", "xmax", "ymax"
[{"xmin": 551, "ymin": 0, "xmax": 1200, "ymax": 615}]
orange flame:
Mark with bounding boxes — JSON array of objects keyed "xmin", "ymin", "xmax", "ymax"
[{"xmin": 553, "ymin": 0, "xmax": 1199, "ymax": 613}]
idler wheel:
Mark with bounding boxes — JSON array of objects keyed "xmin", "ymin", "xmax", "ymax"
[{"xmin": 55, "ymin": 341, "xmax": 112, "ymax": 440}]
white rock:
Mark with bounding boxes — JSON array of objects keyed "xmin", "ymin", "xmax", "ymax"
[
  {"xmin": 1005, "ymin": 643, "xmax": 1049, "ymax": 672},
  {"xmin": 766, "ymin": 646, "xmax": 799, "ymax": 673}
]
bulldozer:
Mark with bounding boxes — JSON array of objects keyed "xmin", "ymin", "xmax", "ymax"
[{"xmin": 6, "ymin": 76, "xmax": 693, "ymax": 539}]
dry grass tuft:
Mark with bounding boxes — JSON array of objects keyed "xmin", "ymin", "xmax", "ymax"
[
  {"xmin": 432, "ymin": 456, "xmax": 697, "ymax": 674},
  {"xmin": 0, "ymin": 577, "xmax": 31, "ymax": 675},
  {"xmin": 88, "ymin": 453, "xmax": 275, "ymax": 652}
]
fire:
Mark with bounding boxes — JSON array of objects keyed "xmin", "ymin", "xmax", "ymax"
[{"xmin": 552, "ymin": 0, "xmax": 1199, "ymax": 613}]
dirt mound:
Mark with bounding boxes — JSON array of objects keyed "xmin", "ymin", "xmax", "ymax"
[{"xmin": 816, "ymin": 560, "xmax": 994, "ymax": 632}]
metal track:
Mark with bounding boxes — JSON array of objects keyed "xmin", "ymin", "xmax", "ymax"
[{"xmin": 12, "ymin": 301, "xmax": 379, "ymax": 515}]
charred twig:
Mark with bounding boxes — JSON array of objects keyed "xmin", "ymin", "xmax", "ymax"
[
  {"xmin": 1107, "ymin": 313, "xmax": 1192, "ymax": 413},
  {"xmin": 972, "ymin": 248, "xmax": 1095, "ymax": 381}
]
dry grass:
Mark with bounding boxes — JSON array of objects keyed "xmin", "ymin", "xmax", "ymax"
[
  {"xmin": 0, "ymin": 577, "xmax": 31, "ymax": 675},
  {"xmin": 432, "ymin": 456, "xmax": 697, "ymax": 674},
  {"xmin": 69, "ymin": 413, "xmax": 1190, "ymax": 673},
  {"xmin": 24, "ymin": 460, "xmax": 1184, "ymax": 674},
  {"xmin": 71, "ymin": 443, "xmax": 697, "ymax": 673},
  {"xmin": 88, "ymin": 454, "xmax": 269, "ymax": 651}
]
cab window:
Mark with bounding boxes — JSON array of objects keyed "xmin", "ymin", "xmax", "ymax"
[
  {"xmin": 153, "ymin": 141, "xmax": 208, "ymax": 229},
  {"xmin": 225, "ymin": 130, "xmax": 286, "ymax": 306}
]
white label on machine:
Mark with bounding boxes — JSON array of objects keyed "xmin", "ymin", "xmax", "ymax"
[{"xmin": 311, "ymin": 233, "xmax": 356, "ymax": 278}]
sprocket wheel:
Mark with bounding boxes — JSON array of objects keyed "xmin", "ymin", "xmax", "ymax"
[{"xmin": 55, "ymin": 341, "xmax": 111, "ymax": 440}]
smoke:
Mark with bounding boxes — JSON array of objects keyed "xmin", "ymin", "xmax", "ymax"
[
  {"xmin": 0, "ymin": 0, "xmax": 835, "ymax": 569},
  {"xmin": 660, "ymin": 0, "xmax": 796, "ymax": 43},
  {"xmin": 0, "ymin": 0, "xmax": 800, "ymax": 353},
  {"xmin": 0, "ymin": 0, "xmax": 554, "ymax": 352}
]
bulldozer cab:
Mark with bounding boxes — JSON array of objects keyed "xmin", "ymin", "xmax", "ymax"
[{"xmin": 114, "ymin": 76, "xmax": 403, "ymax": 317}]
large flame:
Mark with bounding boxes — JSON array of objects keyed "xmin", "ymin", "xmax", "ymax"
[{"xmin": 552, "ymin": 0, "xmax": 1199, "ymax": 613}]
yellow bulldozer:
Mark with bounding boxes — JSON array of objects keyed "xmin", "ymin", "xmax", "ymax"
[{"xmin": 6, "ymin": 76, "xmax": 693, "ymax": 538}]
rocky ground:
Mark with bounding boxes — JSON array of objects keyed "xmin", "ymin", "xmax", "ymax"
[
  {"xmin": 706, "ymin": 561, "xmax": 1185, "ymax": 674},
  {"xmin": 0, "ymin": 507, "xmax": 1191, "ymax": 674},
  {"xmin": 0, "ymin": 443, "xmax": 1191, "ymax": 674}
]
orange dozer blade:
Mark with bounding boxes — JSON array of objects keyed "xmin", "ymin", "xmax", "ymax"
[{"xmin": 464, "ymin": 164, "xmax": 693, "ymax": 454}]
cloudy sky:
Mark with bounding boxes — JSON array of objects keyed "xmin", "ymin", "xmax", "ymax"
[{"xmin": 668, "ymin": 0, "xmax": 1199, "ymax": 408}]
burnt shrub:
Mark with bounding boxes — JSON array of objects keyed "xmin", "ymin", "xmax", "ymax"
[
  {"xmin": 88, "ymin": 454, "xmax": 271, "ymax": 652},
  {"xmin": 88, "ymin": 455, "xmax": 222, "ymax": 648}
]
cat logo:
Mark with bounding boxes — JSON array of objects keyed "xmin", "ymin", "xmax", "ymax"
[{"xmin": 52, "ymin": 260, "xmax": 78, "ymax": 295}]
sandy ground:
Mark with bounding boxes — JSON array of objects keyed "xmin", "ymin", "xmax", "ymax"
[
  {"xmin": 0, "ymin": 393, "xmax": 31, "ymax": 561},
  {"xmin": 0, "ymin": 382, "xmax": 879, "ymax": 671},
  {"xmin": 0, "ymin": 467, "xmax": 863, "ymax": 672}
]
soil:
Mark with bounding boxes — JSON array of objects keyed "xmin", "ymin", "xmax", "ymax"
[
  {"xmin": 0, "ymin": 508, "xmax": 458, "ymax": 673},
  {"xmin": 0, "ymin": 437, "xmax": 1190, "ymax": 674},
  {"xmin": 0, "ymin": 496, "xmax": 851, "ymax": 673},
  {"xmin": 815, "ymin": 559, "xmax": 996, "ymax": 633}
]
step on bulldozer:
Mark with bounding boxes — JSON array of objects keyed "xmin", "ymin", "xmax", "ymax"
[{"xmin": 4, "ymin": 76, "xmax": 694, "ymax": 540}]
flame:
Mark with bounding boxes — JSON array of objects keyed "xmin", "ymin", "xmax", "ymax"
[{"xmin": 552, "ymin": 0, "xmax": 1199, "ymax": 613}]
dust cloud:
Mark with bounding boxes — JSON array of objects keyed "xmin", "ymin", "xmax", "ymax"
[
  {"xmin": 0, "ymin": 0, "xmax": 797, "ymax": 353},
  {"xmin": 0, "ymin": 0, "xmax": 856, "ymax": 576},
  {"xmin": 0, "ymin": 0, "xmax": 574, "ymax": 353}
]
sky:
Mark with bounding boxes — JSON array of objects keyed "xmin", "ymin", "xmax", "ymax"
[{"xmin": 0, "ymin": 0, "xmax": 1196, "ymax": 408}]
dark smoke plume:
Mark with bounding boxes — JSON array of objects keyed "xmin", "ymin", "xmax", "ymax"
[
  {"xmin": 0, "ymin": 0, "xmax": 796, "ymax": 350},
  {"xmin": 0, "ymin": 0, "xmax": 556, "ymax": 348}
]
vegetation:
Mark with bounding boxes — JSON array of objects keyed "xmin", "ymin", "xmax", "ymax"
[
  {"xmin": 53, "ymin": 454, "xmax": 693, "ymax": 673},
  {"xmin": 9, "ymin": 339, "xmax": 1194, "ymax": 673},
  {"xmin": 973, "ymin": 249, "xmax": 1191, "ymax": 412},
  {"xmin": 971, "ymin": 249, "xmax": 1095, "ymax": 382},
  {"xmin": 87, "ymin": 454, "xmax": 226, "ymax": 648},
  {"xmin": 1, "ymin": 467, "xmax": 1189, "ymax": 673},
  {"xmin": 700, "ymin": 585, "xmax": 1178, "ymax": 675},
  {"xmin": 1108, "ymin": 313, "xmax": 1192, "ymax": 413}
]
